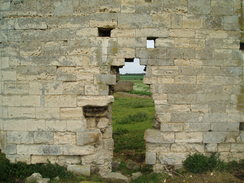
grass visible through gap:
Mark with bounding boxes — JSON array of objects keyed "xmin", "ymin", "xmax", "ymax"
[{"xmin": 112, "ymin": 74, "xmax": 154, "ymax": 163}]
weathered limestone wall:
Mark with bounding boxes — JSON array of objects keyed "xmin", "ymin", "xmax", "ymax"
[{"xmin": 0, "ymin": 0, "xmax": 243, "ymax": 174}]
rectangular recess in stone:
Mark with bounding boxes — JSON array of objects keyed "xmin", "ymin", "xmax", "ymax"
[
  {"xmin": 145, "ymin": 0, "xmax": 152, "ymax": 2},
  {"xmin": 98, "ymin": 27, "xmax": 114, "ymax": 37},
  {"xmin": 109, "ymin": 85, "xmax": 115, "ymax": 95},
  {"xmin": 240, "ymin": 122, "xmax": 244, "ymax": 131},
  {"xmin": 147, "ymin": 37, "xmax": 158, "ymax": 48},
  {"xmin": 83, "ymin": 105, "xmax": 108, "ymax": 118},
  {"xmin": 125, "ymin": 58, "xmax": 134, "ymax": 62},
  {"xmin": 240, "ymin": 42, "xmax": 244, "ymax": 50}
]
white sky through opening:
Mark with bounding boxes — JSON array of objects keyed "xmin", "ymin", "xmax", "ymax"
[
  {"xmin": 119, "ymin": 58, "xmax": 145, "ymax": 74},
  {"xmin": 119, "ymin": 41, "xmax": 154, "ymax": 74}
]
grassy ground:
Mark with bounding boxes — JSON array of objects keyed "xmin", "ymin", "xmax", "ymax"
[
  {"xmin": 112, "ymin": 92, "xmax": 155, "ymax": 162},
  {"xmin": 120, "ymin": 74, "xmax": 151, "ymax": 96}
]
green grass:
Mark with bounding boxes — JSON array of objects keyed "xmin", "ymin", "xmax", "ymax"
[
  {"xmin": 120, "ymin": 74, "xmax": 151, "ymax": 96},
  {"xmin": 112, "ymin": 93, "xmax": 155, "ymax": 159},
  {"xmin": 120, "ymin": 74, "xmax": 145, "ymax": 81}
]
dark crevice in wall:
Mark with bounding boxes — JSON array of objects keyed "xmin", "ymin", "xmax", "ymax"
[
  {"xmin": 98, "ymin": 27, "xmax": 114, "ymax": 37},
  {"xmin": 83, "ymin": 106, "xmax": 109, "ymax": 118}
]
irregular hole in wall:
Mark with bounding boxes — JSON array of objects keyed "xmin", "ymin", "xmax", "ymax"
[
  {"xmin": 147, "ymin": 37, "xmax": 158, "ymax": 48},
  {"xmin": 83, "ymin": 106, "xmax": 109, "ymax": 118},
  {"xmin": 111, "ymin": 57, "xmax": 155, "ymax": 165},
  {"xmin": 109, "ymin": 66, "xmax": 122, "ymax": 95},
  {"xmin": 98, "ymin": 27, "xmax": 114, "ymax": 37},
  {"xmin": 240, "ymin": 122, "xmax": 244, "ymax": 131},
  {"xmin": 240, "ymin": 42, "xmax": 244, "ymax": 50}
]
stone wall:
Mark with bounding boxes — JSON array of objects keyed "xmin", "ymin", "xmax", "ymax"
[{"xmin": 0, "ymin": 0, "xmax": 243, "ymax": 174}]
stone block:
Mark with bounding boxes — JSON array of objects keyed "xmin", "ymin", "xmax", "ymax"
[
  {"xmin": 211, "ymin": 0, "xmax": 234, "ymax": 15},
  {"xmin": 25, "ymin": 173, "xmax": 50, "ymax": 183},
  {"xmin": 4, "ymin": 144, "xmax": 17, "ymax": 155},
  {"xmin": 77, "ymin": 130, "xmax": 102, "ymax": 145},
  {"xmin": 95, "ymin": 74, "xmax": 116, "ymax": 85},
  {"xmin": 7, "ymin": 107, "xmax": 36, "ymax": 119},
  {"xmin": 167, "ymin": 94, "xmax": 197, "ymax": 104},
  {"xmin": 185, "ymin": 123, "xmax": 211, "ymax": 132},
  {"xmin": 3, "ymin": 120, "xmax": 27, "ymax": 131},
  {"xmin": 62, "ymin": 145, "xmax": 95, "ymax": 155},
  {"xmin": 31, "ymin": 155, "xmax": 58, "ymax": 164},
  {"xmin": 169, "ymin": 29, "xmax": 195, "ymax": 38},
  {"xmin": 62, "ymin": 81, "xmax": 85, "ymax": 95},
  {"xmin": 182, "ymin": 15, "xmax": 203, "ymax": 29},
  {"xmin": 102, "ymin": 172, "xmax": 129, "ymax": 183},
  {"xmin": 3, "ymin": 82, "xmax": 29, "ymax": 94},
  {"xmin": 2, "ymin": 95, "xmax": 40, "ymax": 107},
  {"xmin": 97, "ymin": 118, "xmax": 110, "ymax": 129},
  {"xmin": 171, "ymin": 14, "xmax": 182, "ymax": 28},
  {"xmin": 145, "ymin": 152, "xmax": 156, "ymax": 165},
  {"xmin": 156, "ymin": 104, "xmax": 190, "ymax": 113},
  {"xmin": 46, "ymin": 120, "xmax": 67, "ymax": 132},
  {"xmin": 111, "ymin": 29, "xmax": 136, "ymax": 37},
  {"xmin": 36, "ymin": 108, "xmax": 60, "ymax": 119},
  {"xmin": 0, "ymin": 0, "xmax": 10, "ymax": 10},
  {"xmin": 16, "ymin": 66, "xmax": 56, "ymax": 80},
  {"xmin": 77, "ymin": 96, "xmax": 114, "ymax": 107},
  {"xmin": 25, "ymin": 120, "xmax": 46, "ymax": 131},
  {"xmin": 205, "ymin": 143, "xmax": 218, "ymax": 152},
  {"xmin": 7, "ymin": 131, "xmax": 34, "ymax": 144},
  {"xmin": 60, "ymin": 107, "xmax": 84, "ymax": 119},
  {"xmin": 54, "ymin": 132, "xmax": 76, "ymax": 145},
  {"xmin": 45, "ymin": 95, "xmax": 76, "ymax": 107},
  {"xmin": 203, "ymin": 132, "xmax": 228, "ymax": 143},
  {"xmin": 160, "ymin": 123, "xmax": 184, "ymax": 132},
  {"xmin": 17, "ymin": 145, "xmax": 62, "ymax": 155},
  {"xmin": 135, "ymin": 28, "xmax": 168, "ymax": 37},
  {"xmin": 171, "ymin": 143, "xmax": 204, "ymax": 153},
  {"xmin": 156, "ymin": 38, "xmax": 174, "ymax": 48},
  {"xmin": 230, "ymin": 144, "xmax": 244, "ymax": 152},
  {"xmin": 211, "ymin": 123, "xmax": 239, "ymax": 132},
  {"xmin": 53, "ymin": 0, "xmax": 73, "ymax": 16},
  {"xmin": 67, "ymin": 165, "xmax": 90, "ymax": 176},
  {"xmin": 159, "ymin": 153, "xmax": 187, "ymax": 165},
  {"xmin": 223, "ymin": 16, "xmax": 239, "ymax": 31},
  {"xmin": 118, "ymin": 14, "xmax": 152, "ymax": 28},
  {"xmin": 103, "ymin": 138, "xmax": 114, "ymax": 151},
  {"xmin": 2, "ymin": 71, "xmax": 16, "ymax": 81},
  {"xmin": 164, "ymin": 0, "xmax": 187, "ymax": 12},
  {"xmin": 218, "ymin": 144, "xmax": 231, "ymax": 152},
  {"xmin": 66, "ymin": 120, "xmax": 86, "ymax": 132},
  {"xmin": 76, "ymin": 28, "xmax": 98, "ymax": 37},
  {"xmin": 188, "ymin": 0, "xmax": 210, "ymax": 14},
  {"xmin": 34, "ymin": 132, "xmax": 54, "ymax": 144},
  {"xmin": 144, "ymin": 129, "xmax": 174, "ymax": 144},
  {"xmin": 136, "ymin": 48, "xmax": 166, "ymax": 59},
  {"xmin": 103, "ymin": 127, "xmax": 113, "ymax": 139},
  {"xmin": 57, "ymin": 155, "xmax": 81, "ymax": 166},
  {"xmin": 175, "ymin": 132, "xmax": 203, "ymax": 143},
  {"xmin": 15, "ymin": 18, "xmax": 47, "ymax": 30}
]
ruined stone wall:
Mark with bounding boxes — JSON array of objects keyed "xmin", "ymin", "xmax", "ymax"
[{"xmin": 0, "ymin": 0, "xmax": 243, "ymax": 174}]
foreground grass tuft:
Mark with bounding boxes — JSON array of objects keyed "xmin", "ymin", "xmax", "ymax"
[{"xmin": 0, "ymin": 153, "xmax": 72, "ymax": 182}]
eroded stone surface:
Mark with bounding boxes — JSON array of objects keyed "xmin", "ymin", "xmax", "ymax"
[{"xmin": 0, "ymin": 0, "xmax": 243, "ymax": 175}]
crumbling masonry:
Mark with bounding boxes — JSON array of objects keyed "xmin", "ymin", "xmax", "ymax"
[{"xmin": 0, "ymin": 0, "xmax": 244, "ymax": 175}]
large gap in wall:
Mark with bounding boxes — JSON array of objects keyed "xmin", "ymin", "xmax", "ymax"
[{"xmin": 111, "ymin": 58, "xmax": 155, "ymax": 172}]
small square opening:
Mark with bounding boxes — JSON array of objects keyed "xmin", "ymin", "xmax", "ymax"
[
  {"xmin": 98, "ymin": 27, "xmax": 113, "ymax": 37},
  {"xmin": 240, "ymin": 42, "xmax": 244, "ymax": 50},
  {"xmin": 240, "ymin": 122, "xmax": 244, "ymax": 131},
  {"xmin": 125, "ymin": 58, "xmax": 135, "ymax": 62},
  {"xmin": 147, "ymin": 37, "xmax": 157, "ymax": 48}
]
